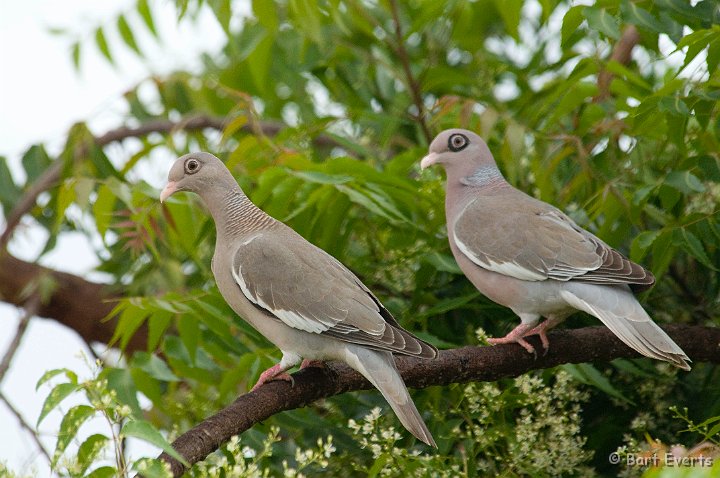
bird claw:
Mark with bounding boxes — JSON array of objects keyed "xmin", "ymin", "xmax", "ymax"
[
  {"xmin": 487, "ymin": 336, "xmax": 536, "ymax": 356},
  {"xmin": 251, "ymin": 365, "xmax": 295, "ymax": 391}
]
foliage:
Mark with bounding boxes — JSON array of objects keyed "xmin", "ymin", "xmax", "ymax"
[{"xmin": 1, "ymin": 0, "xmax": 719, "ymax": 476}]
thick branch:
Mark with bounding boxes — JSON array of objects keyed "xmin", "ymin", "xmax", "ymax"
[
  {"xmin": 158, "ymin": 325, "xmax": 720, "ymax": 476},
  {"xmin": 0, "ymin": 252, "xmax": 144, "ymax": 351}
]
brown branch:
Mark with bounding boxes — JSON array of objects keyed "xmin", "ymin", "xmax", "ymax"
[
  {"xmin": 595, "ymin": 25, "xmax": 640, "ymax": 102},
  {"xmin": 0, "ymin": 116, "xmax": 346, "ymax": 249},
  {"xmin": 0, "ymin": 296, "xmax": 39, "ymax": 383},
  {"xmin": 0, "ymin": 252, "xmax": 144, "ymax": 351},
  {"xmin": 158, "ymin": 325, "xmax": 720, "ymax": 476},
  {"xmin": 388, "ymin": 0, "xmax": 432, "ymax": 143}
]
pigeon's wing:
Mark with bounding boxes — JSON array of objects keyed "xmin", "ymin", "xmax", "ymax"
[
  {"xmin": 452, "ymin": 194, "xmax": 654, "ymax": 290},
  {"xmin": 231, "ymin": 232, "xmax": 437, "ymax": 358}
]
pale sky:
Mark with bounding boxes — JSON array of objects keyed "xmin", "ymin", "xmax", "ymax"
[{"xmin": 0, "ymin": 0, "xmax": 227, "ymax": 474}]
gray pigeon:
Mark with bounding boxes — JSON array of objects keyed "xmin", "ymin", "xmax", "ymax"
[
  {"xmin": 160, "ymin": 152, "xmax": 438, "ymax": 446},
  {"xmin": 421, "ymin": 129, "xmax": 690, "ymax": 370}
]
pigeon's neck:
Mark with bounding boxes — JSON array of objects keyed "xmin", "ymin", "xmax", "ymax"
[
  {"xmin": 201, "ymin": 183, "xmax": 277, "ymax": 240},
  {"xmin": 459, "ymin": 164, "xmax": 504, "ymax": 187},
  {"xmin": 445, "ymin": 165, "xmax": 510, "ymax": 216}
]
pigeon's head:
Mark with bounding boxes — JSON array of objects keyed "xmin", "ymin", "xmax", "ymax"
[
  {"xmin": 160, "ymin": 152, "xmax": 232, "ymax": 202},
  {"xmin": 420, "ymin": 129, "xmax": 496, "ymax": 177}
]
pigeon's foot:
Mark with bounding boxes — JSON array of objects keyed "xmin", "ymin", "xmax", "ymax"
[
  {"xmin": 299, "ymin": 359, "xmax": 325, "ymax": 370},
  {"xmin": 251, "ymin": 364, "xmax": 294, "ymax": 391},
  {"xmin": 487, "ymin": 323, "xmax": 536, "ymax": 354},
  {"xmin": 523, "ymin": 317, "xmax": 564, "ymax": 352}
]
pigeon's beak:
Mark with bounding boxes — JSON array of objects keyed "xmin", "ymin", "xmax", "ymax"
[
  {"xmin": 160, "ymin": 181, "xmax": 178, "ymax": 203},
  {"xmin": 420, "ymin": 152, "xmax": 439, "ymax": 170}
]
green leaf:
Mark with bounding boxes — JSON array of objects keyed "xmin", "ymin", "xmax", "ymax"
[
  {"xmin": 630, "ymin": 230, "xmax": 661, "ymax": 262},
  {"xmin": 36, "ymin": 368, "xmax": 77, "ymax": 390},
  {"xmin": 131, "ymin": 458, "xmax": 173, "ymax": 478},
  {"xmin": 177, "ymin": 313, "xmax": 200, "ymax": 363},
  {"xmin": 117, "ymin": 15, "xmax": 141, "ymax": 55},
  {"xmin": 676, "ymin": 228, "xmax": 717, "ymax": 270},
  {"xmin": 77, "ymin": 434, "xmax": 109, "ymax": 475},
  {"xmin": 104, "ymin": 367, "xmax": 142, "ymax": 416},
  {"xmin": 561, "ymin": 363, "xmax": 634, "ymax": 404},
  {"xmin": 584, "ymin": 7, "xmax": 620, "ymax": 40},
  {"xmin": 37, "ymin": 382, "xmax": 79, "ymax": 426},
  {"xmin": 134, "ymin": 352, "xmax": 179, "ymax": 382},
  {"xmin": 94, "ymin": 27, "xmax": 113, "ymax": 64},
  {"xmin": 93, "ymin": 184, "xmax": 116, "ymax": 239},
  {"xmin": 665, "ymin": 171, "xmax": 706, "ymax": 194},
  {"xmin": 621, "ymin": 1, "xmax": 665, "ymax": 33},
  {"xmin": 121, "ymin": 420, "xmax": 189, "ymax": 466},
  {"xmin": 137, "ymin": 0, "xmax": 158, "ymax": 37},
  {"xmin": 422, "ymin": 251, "xmax": 462, "ymax": 274},
  {"xmin": 21, "ymin": 145, "xmax": 52, "ymax": 184},
  {"xmin": 493, "ymin": 0, "xmax": 523, "ymax": 40},
  {"xmin": 85, "ymin": 466, "xmax": 117, "ymax": 478},
  {"xmin": 0, "ymin": 156, "xmax": 21, "ymax": 213},
  {"xmin": 71, "ymin": 41, "xmax": 81, "ymax": 70},
  {"xmin": 53, "ymin": 405, "xmax": 95, "ymax": 467},
  {"xmin": 562, "ymin": 6, "xmax": 586, "ymax": 45},
  {"xmin": 253, "ymin": 0, "xmax": 278, "ymax": 29},
  {"xmin": 147, "ymin": 310, "xmax": 173, "ymax": 351}
]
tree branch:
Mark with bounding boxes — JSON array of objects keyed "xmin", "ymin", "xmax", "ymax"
[
  {"xmin": 0, "ymin": 391, "xmax": 52, "ymax": 465},
  {"xmin": 388, "ymin": 0, "xmax": 432, "ymax": 143},
  {"xmin": 595, "ymin": 25, "xmax": 640, "ymax": 102},
  {"xmin": 0, "ymin": 296, "xmax": 38, "ymax": 383},
  {"xmin": 0, "ymin": 252, "xmax": 144, "ymax": 351},
  {"xmin": 158, "ymin": 325, "xmax": 720, "ymax": 476},
  {"xmin": 0, "ymin": 115, "xmax": 346, "ymax": 249}
]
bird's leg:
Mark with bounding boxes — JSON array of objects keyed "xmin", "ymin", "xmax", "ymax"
[
  {"xmin": 487, "ymin": 322, "xmax": 537, "ymax": 354},
  {"xmin": 300, "ymin": 359, "xmax": 325, "ymax": 369},
  {"xmin": 523, "ymin": 316, "xmax": 564, "ymax": 352},
  {"xmin": 251, "ymin": 364, "xmax": 294, "ymax": 391},
  {"xmin": 251, "ymin": 352, "xmax": 301, "ymax": 391}
]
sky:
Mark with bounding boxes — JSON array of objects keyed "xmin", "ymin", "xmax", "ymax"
[{"xmin": 0, "ymin": 0, "xmax": 227, "ymax": 474}]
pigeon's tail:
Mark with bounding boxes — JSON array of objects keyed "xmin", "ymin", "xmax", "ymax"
[
  {"xmin": 561, "ymin": 284, "xmax": 691, "ymax": 371},
  {"xmin": 344, "ymin": 346, "xmax": 436, "ymax": 447}
]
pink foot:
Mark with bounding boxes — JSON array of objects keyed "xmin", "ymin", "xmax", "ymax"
[
  {"xmin": 300, "ymin": 359, "xmax": 325, "ymax": 369},
  {"xmin": 487, "ymin": 323, "xmax": 536, "ymax": 354},
  {"xmin": 523, "ymin": 317, "xmax": 564, "ymax": 352},
  {"xmin": 251, "ymin": 364, "xmax": 294, "ymax": 391}
]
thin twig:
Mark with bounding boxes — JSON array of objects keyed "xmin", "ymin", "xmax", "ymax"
[
  {"xmin": 0, "ymin": 115, "xmax": 348, "ymax": 250},
  {"xmin": 0, "ymin": 295, "xmax": 39, "ymax": 383},
  {"xmin": 0, "ymin": 391, "xmax": 52, "ymax": 464},
  {"xmin": 388, "ymin": 0, "xmax": 432, "ymax": 143}
]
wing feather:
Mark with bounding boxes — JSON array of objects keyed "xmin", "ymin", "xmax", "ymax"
[
  {"xmin": 232, "ymin": 231, "xmax": 437, "ymax": 358},
  {"xmin": 453, "ymin": 194, "xmax": 654, "ymax": 291}
]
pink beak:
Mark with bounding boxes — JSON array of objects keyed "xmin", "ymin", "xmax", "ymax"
[
  {"xmin": 420, "ymin": 152, "xmax": 439, "ymax": 170},
  {"xmin": 160, "ymin": 181, "xmax": 178, "ymax": 203}
]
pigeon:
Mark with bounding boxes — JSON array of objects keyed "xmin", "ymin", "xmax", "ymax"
[
  {"xmin": 160, "ymin": 152, "xmax": 438, "ymax": 446},
  {"xmin": 420, "ymin": 129, "xmax": 690, "ymax": 370}
]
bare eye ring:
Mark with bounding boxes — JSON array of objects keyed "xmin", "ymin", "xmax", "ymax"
[
  {"xmin": 185, "ymin": 159, "xmax": 200, "ymax": 174},
  {"xmin": 448, "ymin": 133, "xmax": 469, "ymax": 152}
]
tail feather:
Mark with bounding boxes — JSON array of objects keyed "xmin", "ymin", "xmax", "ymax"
[
  {"xmin": 344, "ymin": 346, "xmax": 436, "ymax": 447},
  {"xmin": 561, "ymin": 285, "xmax": 691, "ymax": 371}
]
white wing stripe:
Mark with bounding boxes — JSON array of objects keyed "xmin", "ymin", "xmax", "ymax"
[
  {"xmin": 454, "ymin": 233, "xmax": 546, "ymax": 281},
  {"xmin": 232, "ymin": 251, "xmax": 331, "ymax": 335}
]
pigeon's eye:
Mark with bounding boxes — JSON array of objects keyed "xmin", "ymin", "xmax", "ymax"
[
  {"xmin": 185, "ymin": 159, "xmax": 200, "ymax": 174},
  {"xmin": 448, "ymin": 133, "xmax": 469, "ymax": 152}
]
